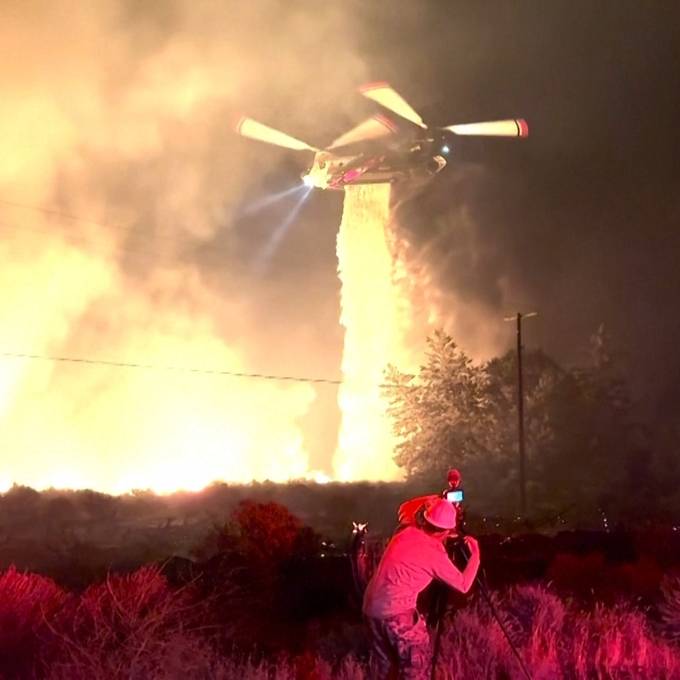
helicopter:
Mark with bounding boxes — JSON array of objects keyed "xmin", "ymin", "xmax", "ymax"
[{"xmin": 236, "ymin": 82, "xmax": 528, "ymax": 191}]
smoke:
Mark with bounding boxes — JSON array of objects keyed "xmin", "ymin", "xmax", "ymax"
[
  {"xmin": 0, "ymin": 2, "xmax": 550, "ymax": 492},
  {"xmin": 389, "ymin": 167, "xmax": 527, "ymax": 361},
  {"xmin": 0, "ymin": 1, "xmax": 371, "ymax": 492}
]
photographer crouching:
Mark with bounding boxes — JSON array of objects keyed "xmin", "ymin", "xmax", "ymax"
[{"xmin": 362, "ymin": 484, "xmax": 480, "ymax": 680}]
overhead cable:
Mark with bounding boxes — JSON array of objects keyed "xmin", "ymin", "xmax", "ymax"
[{"xmin": 0, "ymin": 350, "xmax": 406, "ymax": 388}]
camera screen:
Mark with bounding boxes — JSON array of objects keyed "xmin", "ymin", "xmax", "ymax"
[{"xmin": 446, "ymin": 489, "xmax": 464, "ymax": 503}]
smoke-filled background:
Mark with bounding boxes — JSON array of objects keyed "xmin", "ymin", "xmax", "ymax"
[
  {"xmin": 0, "ymin": 1, "xmax": 366, "ymax": 491},
  {"xmin": 1, "ymin": 2, "xmax": 679, "ymax": 492}
]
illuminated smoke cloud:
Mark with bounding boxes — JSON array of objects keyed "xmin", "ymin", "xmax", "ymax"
[
  {"xmin": 0, "ymin": 2, "xmax": 368, "ymax": 492},
  {"xmin": 390, "ymin": 168, "xmax": 523, "ymax": 362}
]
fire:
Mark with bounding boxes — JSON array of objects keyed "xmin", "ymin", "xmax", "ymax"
[
  {"xmin": 0, "ymin": 3, "xmax": 323, "ymax": 494},
  {"xmin": 1, "ymin": 3, "xmax": 427, "ymax": 493},
  {"xmin": 334, "ymin": 184, "xmax": 418, "ymax": 481},
  {"xmin": 0, "ymin": 231, "xmax": 316, "ymax": 494},
  {"xmin": 0, "ymin": 186, "xmax": 420, "ymax": 493}
]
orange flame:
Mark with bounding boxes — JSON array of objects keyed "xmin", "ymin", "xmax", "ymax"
[{"xmin": 0, "ymin": 229, "xmax": 317, "ymax": 493}]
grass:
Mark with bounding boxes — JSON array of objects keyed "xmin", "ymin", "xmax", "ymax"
[{"xmin": 1, "ymin": 565, "xmax": 680, "ymax": 678}]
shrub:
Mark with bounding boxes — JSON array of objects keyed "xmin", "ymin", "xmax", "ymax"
[
  {"xmin": 227, "ymin": 500, "xmax": 320, "ymax": 567},
  {"xmin": 0, "ymin": 567, "xmax": 66, "ymax": 677},
  {"xmin": 569, "ymin": 605, "xmax": 678, "ymax": 679},
  {"xmin": 436, "ymin": 584, "xmax": 680, "ymax": 679},
  {"xmin": 659, "ymin": 572, "xmax": 680, "ymax": 641},
  {"xmin": 40, "ymin": 565, "xmax": 216, "ymax": 679}
]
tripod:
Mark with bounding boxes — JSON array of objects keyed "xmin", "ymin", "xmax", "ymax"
[{"xmin": 430, "ymin": 537, "xmax": 532, "ymax": 680}]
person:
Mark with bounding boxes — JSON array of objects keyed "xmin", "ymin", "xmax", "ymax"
[
  {"xmin": 396, "ymin": 470, "xmax": 463, "ymax": 527},
  {"xmin": 363, "ymin": 497, "xmax": 480, "ymax": 680}
]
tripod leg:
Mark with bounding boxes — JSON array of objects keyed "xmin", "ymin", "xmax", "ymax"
[
  {"xmin": 477, "ymin": 578, "xmax": 532, "ymax": 680},
  {"xmin": 430, "ymin": 598, "xmax": 457, "ymax": 680},
  {"xmin": 430, "ymin": 616, "xmax": 443, "ymax": 680}
]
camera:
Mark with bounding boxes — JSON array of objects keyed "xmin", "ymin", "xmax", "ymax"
[
  {"xmin": 444, "ymin": 489, "xmax": 464, "ymax": 503},
  {"xmin": 441, "ymin": 469, "xmax": 465, "ymax": 535}
]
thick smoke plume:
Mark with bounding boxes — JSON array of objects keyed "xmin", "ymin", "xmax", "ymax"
[{"xmin": 389, "ymin": 168, "xmax": 525, "ymax": 363}]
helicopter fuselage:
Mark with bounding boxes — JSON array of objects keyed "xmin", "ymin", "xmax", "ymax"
[{"xmin": 302, "ymin": 134, "xmax": 452, "ymax": 190}]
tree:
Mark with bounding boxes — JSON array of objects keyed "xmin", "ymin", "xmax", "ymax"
[
  {"xmin": 196, "ymin": 500, "xmax": 324, "ymax": 653},
  {"xmin": 227, "ymin": 500, "xmax": 319, "ymax": 567},
  {"xmin": 385, "ymin": 329, "xmax": 646, "ymax": 520},
  {"xmin": 385, "ymin": 331, "xmax": 516, "ymax": 513}
]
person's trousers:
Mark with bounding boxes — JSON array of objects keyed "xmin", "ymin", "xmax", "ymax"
[{"xmin": 366, "ymin": 609, "xmax": 431, "ymax": 680}]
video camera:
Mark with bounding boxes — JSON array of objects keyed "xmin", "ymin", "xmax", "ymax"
[
  {"xmin": 441, "ymin": 468, "xmax": 466, "ymax": 535},
  {"xmin": 397, "ymin": 468, "xmax": 466, "ymax": 530},
  {"xmin": 444, "ymin": 489, "xmax": 464, "ymax": 504}
]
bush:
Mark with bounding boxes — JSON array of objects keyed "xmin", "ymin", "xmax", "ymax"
[
  {"xmin": 197, "ymin": 501, "xmax": 330, "ymax": 654},
  {"xmin": 0, "ymin": 567, "xmax": 66, "ymax": 677},
  {"xmin": 40, "ymin": 565, "xmax": 217, "ymax": 679},
  {"xmin": 546, "ymin": 550, "xmax": 664, "ymax": 604},
  {"xmin": 437, "ymin": 584, "xmax": 680, "ymax": 679},
  {"xmin": 659, "ymin": 572, "xmax": 680, "ymax": 642},
  {"xmin": 0, "ymin": 567, "xmax": 678, "ymax": 679}
]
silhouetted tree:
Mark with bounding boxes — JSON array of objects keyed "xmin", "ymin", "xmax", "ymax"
[
  {"xmin": 228, "ymin": 500, "xmax": 320, "ymax": 566},
  {"xmin": 385, "ymin": 331, "xmax": 500, "ymax": 478},
  {"xmin": 197, "ymin": 500, "xmax": 327, "ymax": 653},
  {"xmin": 386, "ymin": 329, "xmax": 645, "ymax": 519}
]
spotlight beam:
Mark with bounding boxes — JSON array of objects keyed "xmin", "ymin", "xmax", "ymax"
[
  {"xmin": 254, "ymin": 186, "xmax": 313, "ymax": 270},
  {"xmin": 237, "ymin": 183, "xmax": 308, "ymax": 218}
]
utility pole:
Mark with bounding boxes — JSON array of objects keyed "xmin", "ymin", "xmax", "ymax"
[{"xmin": 504, "ymin": 311, "xmax": 537, "ymax": 516}]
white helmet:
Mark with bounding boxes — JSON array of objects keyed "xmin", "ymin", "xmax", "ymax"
[{"xmin": 423, "ymin": 498, "xmax": 457, "ymax": 530}]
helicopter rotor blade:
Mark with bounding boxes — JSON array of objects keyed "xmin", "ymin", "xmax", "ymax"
[
  {"xmin": 327, "ymin": 114, "xmax": 397, "ymax": 149},
  {"xmin": 445, "ymin": 119, "xmax": 529, "ymax": 137},
  {"xmin": 359, "ymin": 82, "xmax": 427, "ymax": 128},
  {"xmin": 235, "ymin": 117, "xmax": 317, "ymax": 151}
]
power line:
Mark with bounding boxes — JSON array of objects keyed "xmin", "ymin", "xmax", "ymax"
[
  {"xmin": 0, "ymin": 199, "xmax": 248, "ymax": 268},
  {"xmin": 0, "ymin": 218, "xmax": 232, "ymax": 268},
  {"xmin": 0, "ymin": 198, "xmax": 413, "ymax": 389},
  {"xmin": 0, "ymin": 198, "xmax": 115, "ymax": 228},
  {"xmin": 0, "ymin": 190, "xmax": 296, "ymax": 245},
  {"xmin": 0, "ymin": 351, "xmax": 411, "ymax": 389},
  {"xmin": 0, "ymin": 350, "xmax": 346, "ymax": 386}
]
